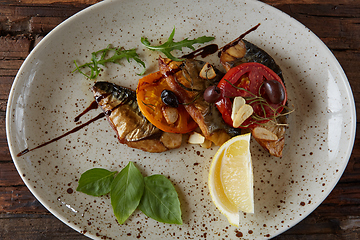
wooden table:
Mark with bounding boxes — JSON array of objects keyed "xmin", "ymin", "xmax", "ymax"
[{"xmin": 0, "ymin": 0, "xmax": 359, "ymax": 239}]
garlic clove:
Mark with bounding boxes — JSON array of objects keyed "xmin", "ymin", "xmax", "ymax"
[
  {"xmin": 252, "ymin": 127, "xmax": 278, "ymax": 141},
  {"xmin": 162, "ymin": 106, "xmax": 179, "ymax": 124},
  {"xmin": 233, "ymin": 104, "xmax": 253, "ymax": 128},
  {"xmin": 188, "ymin": 132, "xmax": 205, "ymax": 144},
  {"xmin": 199, "ymin": 63, "xmax": 217, "ymax": 80},
  {"xmin": 231, "ymin": 96, "xmax": 246, "ymax": 122}
]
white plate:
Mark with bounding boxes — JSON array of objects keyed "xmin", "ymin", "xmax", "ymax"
[{"xmin": 6, "ymin": 0, "xmax": 356, "ymax": 239}]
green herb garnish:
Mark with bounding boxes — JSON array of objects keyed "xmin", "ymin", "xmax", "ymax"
[
  {"xmin": 141, "ymin": 101, "xmax": 156, "ymax": 111},
  {"xmin": 139, "ymin": 175, "xmax": 182, "ymax": 225},
  {"xmin": 141, "ymin": 27, "xmax": 215, "ymax": 61},
  {"xmin": 77, "ymin": 162, "xmax": 182, "ymax": 225},
  {"xmin": 111, "ymin": 162, "xmax": 144, "ymax": 224},
  {"xmin": 76, "ymin": 168, "xmax": 117, "ymax": 197},
  {"xmin": 73, "ymin": 45, "xmax": 146, "ymax": 79}
]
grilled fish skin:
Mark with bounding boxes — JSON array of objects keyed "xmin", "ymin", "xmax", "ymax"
[{"xmin": 91, "ymin": 81, "xmax": 181, "ymax": 153}]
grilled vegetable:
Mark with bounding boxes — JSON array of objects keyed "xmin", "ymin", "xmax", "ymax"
[
  {"xmin": 92, "ymin": 81, "xmax": 182, "ymax": 152},
  {"xmin": 136, "ymin": 71, "xmax": 198, "ymax": 134},
  {"xmin": 216, "ymin": 62, "xmax": 287, "ymax": 129},
  {"xmin": 158, "ymin": 57, "xmax": 241, "ymax": 146},
  {"xmin": 218, "ymin": 36, "xmax": 289, "ymax": 157}
]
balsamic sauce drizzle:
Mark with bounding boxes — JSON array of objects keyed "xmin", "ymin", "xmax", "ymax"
[
  {"xmin": 181, "ymin": 23, "xmax": 260, "ymax": 59},
  {"xmin": 181, "ymin": 44, "xmax": 219, "ymax": 59},
  {"xmin": 74, "ymin": 100, "xmax": 98, "ymax": 122},
  {"xmin": 17, "ymin": 101, "xmax": 104, "ymax": 157},
  {"xmin": 218, "ymin": 23, "xmax": 261, "ymax": 56}
]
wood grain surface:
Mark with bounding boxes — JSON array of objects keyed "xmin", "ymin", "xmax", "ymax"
[{"xmin": 0, "ymin": 0, "xmax": 359, "ymax": 239}]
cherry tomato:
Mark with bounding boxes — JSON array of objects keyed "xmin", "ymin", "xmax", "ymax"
[
  {"xmin": 215, "ymin": 62, "xmax": 287, "ymax": 128},
  {"xmin": 137, "ymin": 71, "xmax": 198, "ymax": 133}
]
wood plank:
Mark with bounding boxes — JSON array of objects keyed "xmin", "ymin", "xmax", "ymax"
[
  {"xmin": 0, "ymin": 186, "xmax": 47, "ymax": 213},
  {"xmin": 322, "ymin": 184, "xmax": 360, "ymax": 214},
  {"xmin": 0, "ymin": 36, "xmax": 31, "ymax": 59},
  {"xmin": 1, "ymin": 0, "xmax": 100, "ymax": 4},
  {"xmin": 0, "ymin": 60, "xmax": 23, "ymax": 77},
  {"xmin": 0, "ymin": 162, "xmax": 24, "ymax": 186},
  {"xmin": 0, "ymin": 4, "xmax": 90, "ymax": 18},
  {"xmin": 0, "ymin": 77, "xmax": 14, "ymax": 100},
  {"xmin": 0, "ymin": 213, "xmax": 88, "ymax": 240},
  {"xmin": 333, "ymin": 51, "xmax": 360, "ymax": 121},
  {"xmin": 0, "ymin": 0, "xmax": 357, "ymax": 6},
  {"xmin": 264, "ymin": 0, "xmax": 358, "ymax": 5},
  {"xmin": 0, "ymin": 105, "xmax": 11, "ymax": 163},
  {"xmin": 280, "ymin": 214, "xmax": 360, "ymax": 237},
  {"xmin": 273, "ymin": 5, "xmax": 360, "ymax": 50},
  {"xmin": 0, "ymin": 140, "xmax": 11, "ymax": 163},
  {"xmin": 275, "ymin": 3, "xmax": 360, "ymax": 17},
  {"xmin": 29, "ymin": 16, "xmax": 66, "ymax": 33}
]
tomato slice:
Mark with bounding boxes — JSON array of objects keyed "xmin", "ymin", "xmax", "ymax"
[
  {"xmin": 216, "ymin": 62, "xmax": 287, "ymax": 128},
  {"xmin": 136, "ymin": 71, "xmax": 198, "ymax": 133}
]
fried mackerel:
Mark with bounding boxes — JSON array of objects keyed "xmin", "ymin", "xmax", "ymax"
[
  {"xmin": 158, "ymin": 57, "xmax": 241, "ymax": 146},
  {"xmin": 92, "ymin": 82, "xmax": 182, "ymax": 153},
  {"xmin": 220, "ymin": 39, "xmax": 287, "ymax": 157}
]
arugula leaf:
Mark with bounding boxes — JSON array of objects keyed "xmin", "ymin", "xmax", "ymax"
[
  {"xmin": 139, "ymin": 175, "xmax": 182, "ymax": 225},
  {"xmin": 76, "ymin": 168, "xmax": 117, "ymax": 197},
  {"xmin": 110, "ymin": 162, "xmax": 144, "ymax": 224},
  {"xmin": 73, "ymin": 45, "xmax": 146, "ymax": 79},
  {"xmin": 141, "ymin": 27, "xmax": 215, "ymax": 61}
]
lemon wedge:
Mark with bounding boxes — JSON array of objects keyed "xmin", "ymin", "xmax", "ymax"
[{"xmin": 208, "ymin": 133, "xmax": 253, "ymax": 227}]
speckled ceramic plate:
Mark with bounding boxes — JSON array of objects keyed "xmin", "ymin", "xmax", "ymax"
[{"xmin": 6, "ymin": 0, "xmax": 356, "ymax": 239}]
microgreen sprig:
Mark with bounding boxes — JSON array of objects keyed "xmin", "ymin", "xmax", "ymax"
[
  {"xmin": 141, "ymin": 27, "xmax": 215, "ymax": 61},
  {"xmin": 73, "ymin": 45, "xmax": 146, "ymax": 79},
  {"xmin": 141, "ymin": 101, "xmax": 156, "ymax": 111}
]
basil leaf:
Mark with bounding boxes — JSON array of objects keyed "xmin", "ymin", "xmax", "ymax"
[
  {"xmin": 110, "ymin": 162, "xmax": 144, "ymax": 224},
  {"xmin": 76, "ymin": 168, "xmax": 117, "ymax": 196},
  {"xmin": 139, "ymin": 175, "xmax": 182, "ymax": 225}
]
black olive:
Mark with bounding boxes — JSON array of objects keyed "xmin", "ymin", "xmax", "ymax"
[
  {"xmin": 204, "ymin": 85, "xmax": 221, "ymax": 103},
  {"xmin": 263, "ymin": 80, "xmax": 285, "ymax": 104},
  {"xmin": 161, "ymin": 89, "xmax": 179, "ymax": 108}
]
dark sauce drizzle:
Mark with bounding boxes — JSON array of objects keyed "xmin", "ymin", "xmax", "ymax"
[
  {"xmin": 16, "ymin": 24, "xmax": 261, "ymax": 157},
  {"xmin": 17, "ymin": 112, "xmax": 105, "ymax": 157},
  {"xmin": 74, "ymin": 100, "xmax": 98, "ymax": 122},
  {"xmin": 16, "ymin": 99, "xmax": 125, "ymax": 157},
  {"xmin": 17, "ymin": 101, "xmax": 103, "ymax": 157},
  {"xmin": 181, "ymin": 44, "xmax": 219, "ymax": 59},
  {"xmin": 179, "ymin": 23, "xmax": 260, "ymax": 61},
  {"xmin": 218, "ymin": 23, "xmax": 261, "ymax": 57}
]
